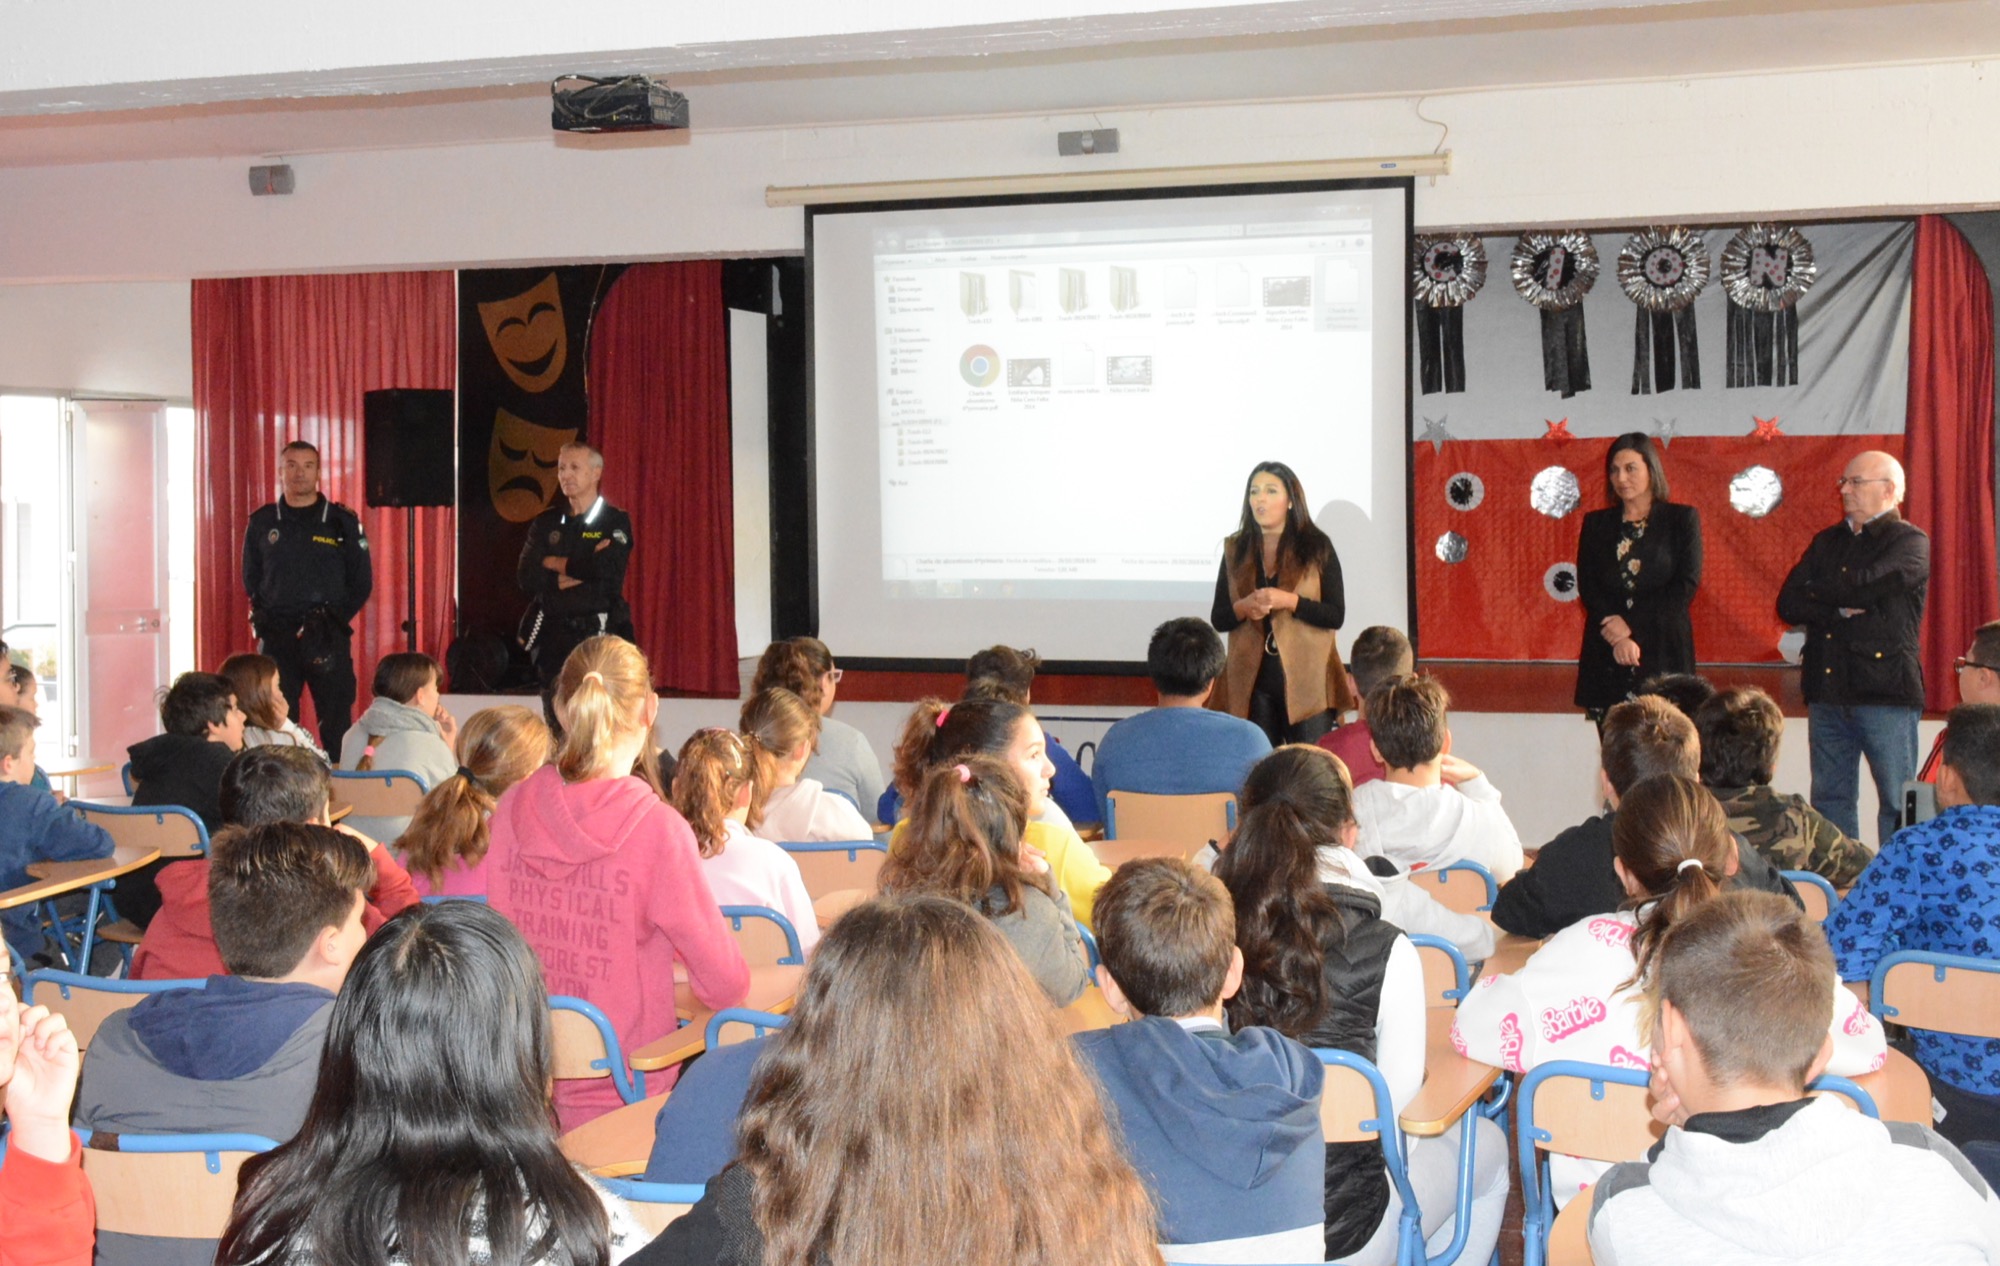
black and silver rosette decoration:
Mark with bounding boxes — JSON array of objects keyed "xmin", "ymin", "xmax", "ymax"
[
  {"xmin": 1721, "ymin": 223, "xmax": 1816, "ymax": 388},
  {"xmin": 1412, "ymin": 234, "xmax": 1487, "ymax": 395},
  {"xmin": 1511, "ymin": 231, "xmax": 1598, "ymax": 399},
  {"xmin": 1618, "ymin": 226, "xmax": 1709, "ymax": 395}
]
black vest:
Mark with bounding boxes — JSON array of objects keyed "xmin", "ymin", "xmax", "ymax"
[{"xmin": 1305, "ymin": 880, "xmax": 1403, "ymax": 1260}]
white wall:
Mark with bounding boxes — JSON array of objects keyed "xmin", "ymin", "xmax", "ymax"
[
  {"xmin": 730, "ymin": 307, "xmax": 772, "ymax": 659},
  {"xmin": 0, "ymin": 281, "xmax": 191, "ymax": 398}
]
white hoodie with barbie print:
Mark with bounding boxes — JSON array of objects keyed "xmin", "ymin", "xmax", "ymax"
[{"xmin": 1451, "ymin": 905, "xmax": 1886, "ymax": 1205}]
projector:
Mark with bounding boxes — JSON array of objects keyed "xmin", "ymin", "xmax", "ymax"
[{"xmin": 551, "ymin": 75, "xmax": 689, "ymax": 133}]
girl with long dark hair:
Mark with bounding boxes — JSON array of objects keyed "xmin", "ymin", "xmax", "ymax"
[
  {"xmin": 1210, "ymin": 462, "xmax": 1352, "ymax": 745},
  {"xmin": 216, "ymin": 901, "xmax": 646, "ymax": 1265}
]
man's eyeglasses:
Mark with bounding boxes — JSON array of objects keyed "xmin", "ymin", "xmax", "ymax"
[
  {"xmin": 828, "ymin": 668, "xmax": 844, "ymax": 684},
  {"xmin": 1956, "ymin": 656, "xmax": 2000, "ymax": 674},
  {"xmin": 1835, "ymin": 476, "xmax": 1893, "ymax": 488}
]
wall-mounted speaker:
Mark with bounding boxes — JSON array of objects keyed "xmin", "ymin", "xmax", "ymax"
[{"xmin": 363, "ymin": 389, "xmax": 455, "ymax": 508}]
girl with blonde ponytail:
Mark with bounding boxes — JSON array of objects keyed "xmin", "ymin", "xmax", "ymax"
[
  {"xmin": 486, "ymin": 636, "xmax": 751, "ymax": 1129},
  {"xmin": 399, "ymin": 705, "xmax": 552, "ymax": 898},
  {"xmin": 670, "ymin": 728, "xmax": 821, "ymax": 956},
  {"xmin": 740, "ymin": 688, "xmax": 875, "ymax": 844},
  {"xmin": 1453, "ymin": 772, "xmax": 1883, "ymax": 1212}
]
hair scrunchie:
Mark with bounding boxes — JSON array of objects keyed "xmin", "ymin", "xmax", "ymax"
[
  {"xmin": 936, "ymin": 706, "xmax": 951, "ymax": 729},
  {"xmin": 456, "ymin": 765, "xmax": 479, "ymax": 785},
  {"xmin": 582, "ymin": 670, "xmax": 606, "ymax": 687},
  {"xmin": 954, "ymin": 763, "xmax": 972, "ymax": 783},
  {"xmin": 1675, "ymin": 857, "xmax": 1705, "ymax": 876}
]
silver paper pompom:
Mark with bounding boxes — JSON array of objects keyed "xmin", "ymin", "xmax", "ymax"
[
  {"xmin": 1530, "ymin": 466, "xmax": 1582, "ymax": 518},
  {"xmin": 1436, "ymin": 531, "xmax": 1469, "ymax": 564},
  {"xmin": 1617, "ymin": 226, "xmax": 1711, "ymax": 313},
  {"xmin": 1720, "ymin": 224, "xmax": 1817, "ymax": 313},
  {"xmin": 1413, "ymin": 235, "xmax": 1488, "ymax": 308},
  {"xmin": 1511, "ymin": 231, "xmax": 1600, "ymax": 312},
  {"xmin": 1545, "ymin": 562, "xmax": 1580, "ymax": 602},
  {"xmin": 1730, "ymin": 465, "xmax": 1784, "ymax": 518},
  {"xmin": 1445, "ymin": 472, "xmax": 1486, "ymax": 511}
]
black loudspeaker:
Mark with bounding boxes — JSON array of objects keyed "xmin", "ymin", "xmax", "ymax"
[{"xmin": 363, "ymin": 389, "xmax": 455, "ymax": 508}]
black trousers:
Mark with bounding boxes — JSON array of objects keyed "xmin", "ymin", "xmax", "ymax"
[
  {"xmin": 1247, "ymin": 650, "xmax": 1337, "ymax": 746},
  {"xmin": 258, "ymin": 618, "xmax": 358, "ymax": 753}
]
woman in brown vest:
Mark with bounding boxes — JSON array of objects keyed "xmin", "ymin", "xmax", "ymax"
[{"xmin": 1208, "ymin": 462, "xmax": 1353, "ymax": 745}]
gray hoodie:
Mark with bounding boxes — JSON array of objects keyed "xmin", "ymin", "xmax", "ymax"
[{"xmin": 338, "ymin": 696, "xmax": 455, "ymax": 841}]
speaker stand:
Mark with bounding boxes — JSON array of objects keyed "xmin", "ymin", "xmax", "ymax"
[{"xmin": 402, "ymin": 506, "xmax": 419, "ymax": 652}]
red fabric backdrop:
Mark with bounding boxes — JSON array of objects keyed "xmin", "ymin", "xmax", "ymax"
[
  {"xmin": 1905, "ymin": 215, "xmax": 2000, "ymax": 711},
  {"xmin": 193, "ymin": 272, "xmax": 458, "ymax": 732},
  {"xmin": 1416, "ymin": 434, "xmax": 1904, "ymax": 664},
  {"xmin": 588, "ymin": 261, "xmax": 738, "ymax": 695}
]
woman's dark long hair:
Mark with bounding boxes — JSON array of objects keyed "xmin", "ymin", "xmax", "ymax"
[
  {"xmin": 216, "ymin": 902, "xmax": 612, "ymax": 1266},
  {"xmin": 878, "ymin": 757, "xmax": 1041, "ymax": 918},
  {"xmin": 1212, "ymin": 744, "xmax": 1352, "ymax": 1037},
  {"xmin": 1225, "ymin": 461, "xmax": 1334, "ymax": 587},
  {"xmin": 889, "ymin": 697, "xmax": 1031, "ymax": 800}
]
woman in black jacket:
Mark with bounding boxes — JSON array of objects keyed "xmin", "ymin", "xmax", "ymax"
[{"xmin": 1574, "ymin": 433, "xmax": 1703, "ymax": 721}]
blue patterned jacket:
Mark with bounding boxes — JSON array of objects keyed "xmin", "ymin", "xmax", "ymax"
[{"xmin": 1828, "ymin": 804, "xmax": 2000, "ymax": 1094}]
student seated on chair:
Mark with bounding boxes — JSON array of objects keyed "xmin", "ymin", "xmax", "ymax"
[
  {"xmin": 1589, "ymin": 890, "xmax": 2000, "ymax": 1265},
  {"xmin": 337, "ymin": 652, "xmax": 459, "ymax": 842},
  {"xmin": 1492, "ymin": 696, "xmax": 1801, "ymax": 939},
  {"xmin": 1076, "ymin": 856, "xmax": 1326, "ymax": 1263},
  {"xmin": 1351, "ymin": 674, "xmax": 1525, "ymax": 882},
  {"xmin": 399, "ymin": 705, "xmax": 551, "ymax": 900},
  {"xmin": 1456, "ymin": 775, "xmax": 1883, "ymax": 1211},
  {"xmin": 0, "ymin": 705, "xmax": 113, "ymax": 969},
  {"xmin": 749, "ymin": 637, "xmax": 885, "ymax": 819},
  {"xmin": 1091, "ymin": 617, "xmax": 1272, "ymax": 822},
  {"xmin": 1, "ymin": 998, "xmax": 91, "ymax": 1266},
  {"xmin": 879, "ymin": 757, "xmax": 1090, "ymax": 1006},
  {"xmin": 1215, "ymin": 743, "xmax": 1509, "ymax": 1265},
  {"xmin": 74, "ymin": 820, "xmax": 371, "ymax": 1266},
  {"xmin": 670, "ymin": 729, "xmax": 821, "ymax": 957},
  {"xmin": 1695, "ymin": 686, "xmax": 1873, "ymax": 887},
  {"xmin": 125, "ymin": 671, "xmax": 247, "ymax": 927},
  {"xmin": 738, "ymin": 687, "xmax": 874, "ymax": 845},
  {"xmin": 958, "ymin": 645, "xmax": 1100, "ymax": 828},
  {"xmin": 131, "ymin": 746, "xmax": 421, "ymax": 981},
  {"xmin": 1315, "ymin": 624, "xmax": 1413, "ymax": 791},
  {"xmin": 1829, "ymin": 703, "xmax": 2000, "ymax": 1161},
  {"xmin": 219, "ymin": 652, "xmax": 325, "ymax": 756}
]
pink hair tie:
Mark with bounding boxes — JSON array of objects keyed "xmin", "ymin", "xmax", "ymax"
[
  {"xmin": 935, "ymin": 706, "xmax": 951, "ymax": 728},
  {"xmin": 954, "ymin": 763, "xmax": 972, "ymax": 783}
]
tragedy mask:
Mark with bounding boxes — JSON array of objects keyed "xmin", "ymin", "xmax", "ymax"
[
  {"xmin": 478, "ymin": 273, "xmax": 568, "ymax": 393},
  {"xmin": 488, "ymin": 409, "xmax": 577, "ymax": 522}
]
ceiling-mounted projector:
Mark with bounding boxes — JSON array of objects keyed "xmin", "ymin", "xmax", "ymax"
[{"xmin": 551, "ymin": 75, "xmax": 689, "ymax": 133}]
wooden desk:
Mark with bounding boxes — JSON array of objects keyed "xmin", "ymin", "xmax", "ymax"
[
  {"xmin": 560, "ymin": 1090, "xmax": 670, "ymax": 1178},
  {"xmin": 1549, "ymin": 1182, "xmax": 1595, "ymax": 1264},
  {"xmin": 628, "ymin": 964, "xmax": 806, "ymax": 1073},
  {"xmin": 1400, "ymin": 1009, "xmax": 1501, "ymax": 1137},
  {"xmin": 1482, "ymin": 933, "xmax": 1540, "ymax": 978},
  {"xmin": 38, "ymin": 762, "xmax": 113, "ymax": 797},
  {"xmin": 1853, "ymin": 1047, "xmax": 1931, "ymax": 1125},
  {"xmin": 1056, "ymin": 987, "xmax": 1123, "ymax": 1034},
  {"xmin": 6, "ymin": 845, "xmax": 161, "ymax": 911}
]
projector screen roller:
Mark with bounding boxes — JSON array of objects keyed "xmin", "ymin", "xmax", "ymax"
[{"xmin": 809, "ymin": 180, "xmax": 1411, "ymax": 666}]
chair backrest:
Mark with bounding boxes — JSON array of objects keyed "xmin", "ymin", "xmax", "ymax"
[
  {"xmin": 80, "ymin": 1131, "xmax": 277, "ymax": 1240},
  {"xmin": 720, "ymin": 905, "xmax": 806, "ymax": 967},
  {"xmin": 1872, "ymin": 950, "xmax": 2000, "ymax": 1039},
  {"xmin": 549, "ymin": 994, "xmax": 644, "ymax": 1105},
  {"xmin": 70, "ymin": 801, "xmax": 209, "ymax": 858},
  {"xmin": 1311, "ymin": 1047, "xmax": 1424, "ymax": 1255},
  {"xmin": 1413, "ymin": 860, "xmax": 1498, "ymax": 915},
  {"xmin": 704, "ymin": 1007, "xmax": 790, "ymax": 1049},
  {"xmin": 1407, "ymin": 933, "xmax": 1471, "ymax": 1005},
  {"xmin": 1075, "ymin": 920, "xmax": 1102, "ymax": 973},
  {"xmin": 420, "ymin": 893, "xmax": 489, "ymax": 905},
  {"xmin": 25, "ymin": 970, "xmax": 207, "ymax": 1051},
  {"xmin": 777, "ymin": 840, "xmax": 887, "ymax": 901},
  {"xmin": 1517, "ymin": 1061, "xmax": 1661, "ymax": 1266},
  {"xmin": 327, "ymin": 768, "xmax": 429, "ymax": 820},
  {"xmin": 599, "ymin": 1179, "xmax": 704, "ymax": 1237},
  {"xmin": 1781, "ymin": 870, "xmax": 1839, "ymax": 923},
  {"xmin": 119, "ymin": 762, "xmax": 135, "ymax": 795},
  {"xmin": 1103, "ymin": 790, "xmax": 1236, "ymax": 850}
]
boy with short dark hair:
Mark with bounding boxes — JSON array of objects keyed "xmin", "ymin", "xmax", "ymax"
[
  {"xmin": 75, "ymin": 819, "xmax": 373, "ymax": 1266},
  {"xmin": 1696, "ymin": 686, "xmax": 1872, "ymax": 886},
  {"xmin": 1589, "ymin": 890, "xmax": 2000, "ymax": 1264},
  {"xmin": 0, "ymin": 705, "xmax": 113, "ymax": 965},
  {"xmin": 1074, "ymin": 857, "xmax": 1325, "ymax": 1262},
  {"xmin": 1353, "ymin": 675, "xmax": 1524, "ymax": 880},
  {"xmin": 1091, "ymin": 618, "xmax": 1271, "ymax": 819},
  {"xmin": 129, "ymin": 670, "xmax": 245, "ymax": 833},
  {"xmin": 1316, "ymin": 625, "xmax": 1412, "ymax": 789}
]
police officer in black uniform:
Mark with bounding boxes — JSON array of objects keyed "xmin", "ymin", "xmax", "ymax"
[
  {"xmin": 516, "ymin": 442, "xmax": 635, "ymax": 724},
  {"xmin": 242, "ymin": 440, "xmax": 373, "ymax": 752}
]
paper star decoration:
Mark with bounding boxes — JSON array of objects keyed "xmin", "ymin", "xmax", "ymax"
[
  {"xmin": 1420, "ymin": 416, "xmax": 1455, "ymax": 453},
  {"xmin": 1544, "ymin": 418, "xmax": 1574, "ymax": 445},
  {"xmin": 1651, "ymin": 417, "xmax": 1678, "ymax": 448},
  {"xmin": 1752, "ymin": 415, "xmax": 1784, "ymax": 442}
]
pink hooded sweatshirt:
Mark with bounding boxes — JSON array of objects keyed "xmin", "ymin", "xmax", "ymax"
[{"xmin": 487, "ymin": 765, "xmax": 750, "ymax": 1128}]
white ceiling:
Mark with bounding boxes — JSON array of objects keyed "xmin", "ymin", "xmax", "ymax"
[{"xmin": 0, "ymin": 0, "xmax": 1989, "ymax": 168}]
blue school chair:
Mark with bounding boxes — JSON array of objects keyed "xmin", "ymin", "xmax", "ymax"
[
  {"xmin": 1103, "ymin": 789, "xmax": 1236, "ymax": 853},
  {"xmin": 118, "ymin": 762, "xmax": 134, "ymax": 795},
  {"xmin": 1414, "ymin": 860, "xmax": 1497, "ymax": 916},
  {"xmin": 550, "ymin": 994, "xmax": 645, "ymax": 1106},
  {"xmin": 419, "ymin": 893, "xmax": 489, "ymax": 904},
  {"xmin": 1075, "ymin": 920, "xmax": 1102, "ymax": 973},
  {"xmin": 327, "ymin": 768, "xmax": 428, "ymax": 823},
  {"xmin": 24, "ymin": 969, "xmax": 205, "ymax": 1051},
  {"xmin": 600, "ymin": 1179, "xmax": 706, "ymax": 1236},
  {"xmin": 1780, "ymin": 870, "xmax": 1839, "ymax": 923},
  {"xmin": 1870, "ymin": 949, "xmax": 2000, "ymax": 1047},
  {"xmin": 1408, "ymin": 933, "xmax": 1471, "ymax": 1005},
  {"xmin": 75, "ymin": 1129, "xmax": 278, "ymax": 1244},
  {"xmin": 51, "ymin": 801, "xmax": 211, "ymax": 970},
  {"xmin": 776, "ymin": 839, "xmax": 887, "ymax": 900},
  {"xmin": 704, "ymin": 1006, "xmax": 790, "ymax": 1048},
  {"xmin": 719, "ymin": 904, "xmax": 806, "ymax": 966}
]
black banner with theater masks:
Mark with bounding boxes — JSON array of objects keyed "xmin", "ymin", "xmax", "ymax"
[{"xmin": 455, "ymin": 265, "xmax": 625, "ymax": 645}]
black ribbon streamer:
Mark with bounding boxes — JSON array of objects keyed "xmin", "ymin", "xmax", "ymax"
[
  {"xmin": 1541, "ymin": 307, "xmax": 1591, "ymax": 398},
  {"xmin": 1415, "ymin": 304, "xmax": 1466, "ymax": 395},
  {"xmin": 1631, "ymin": 308, "xmax": 1701, "ymax": 394},
  {"xmin": 1726, "ymin": 303, "xmax": 1801, "ymax": 387}
]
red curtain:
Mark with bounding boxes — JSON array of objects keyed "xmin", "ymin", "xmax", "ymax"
[
  {"xmin": 1905, "ymin": 215, "xmax": 2000, "ymax": 711},
  {"xmin": 193, "ymin": 272, "xmax": 457, "ymax": 732},
  {"xmin": 588, "ymin": 261, "xmax": 737, "ymax": 695}
]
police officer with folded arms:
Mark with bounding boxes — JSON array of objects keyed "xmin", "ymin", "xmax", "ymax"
[
  {"xmin": 517, "ymin": 442, "xmax": 634, "ymax": 723},
  {"xmin": 242, "ymin": 440, "xmax": 373, "ymax": 752}
]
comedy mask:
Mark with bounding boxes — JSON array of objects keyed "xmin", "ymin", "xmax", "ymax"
[
  {"xmin": 488, "ymin": 409, "xmax": 577, "ymax": 522},
  {"xmin": 478, "ymin": 273, "xmax": 568, "ymax": 393}
]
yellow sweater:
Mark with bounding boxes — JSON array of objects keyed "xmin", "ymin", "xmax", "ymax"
[{"xmin": 887, "ymin": 819, "xmax": 1111, "ymax": 930}]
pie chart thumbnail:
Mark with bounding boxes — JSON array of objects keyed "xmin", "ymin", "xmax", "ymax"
[{"xmin": 960, "ymin": 344, "xmax": 1000, "ymax": 387}]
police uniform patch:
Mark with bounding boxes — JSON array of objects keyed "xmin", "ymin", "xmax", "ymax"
[
  {"xmin": 549, "ymin": 531, "xmax": 562, "ymax": 546},
  {"xmin": 612, "ymin": 529, "xmax": 629, "ymax": 545},
  {"xmin": 358, "ymin": 536, "xmax": 369, "ymax": 551},
  {"xmin": 267, "ymin": 529, "xmax": 280, "ymax": 545}
]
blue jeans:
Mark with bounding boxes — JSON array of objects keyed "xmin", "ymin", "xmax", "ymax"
[{"xmin": 1808, "ymin": 703, "xmax": 1919, "ymax": 847}]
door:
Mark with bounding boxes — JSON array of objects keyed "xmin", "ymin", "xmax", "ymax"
[{"xmin": 73, "ymin": 399, "xmax": 171, "ymax": 798}]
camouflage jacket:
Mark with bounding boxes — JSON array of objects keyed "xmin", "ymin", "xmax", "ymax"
[{"xmin": 1710, "ymin": 783, "xmax": 1875, "ymax": 887}]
